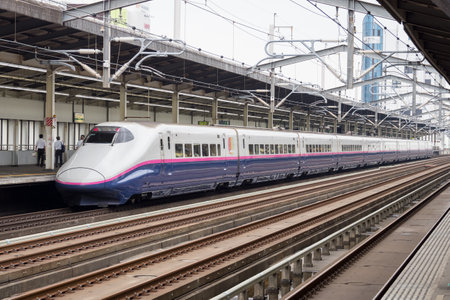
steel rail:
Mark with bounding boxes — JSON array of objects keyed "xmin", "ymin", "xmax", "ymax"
[
  {"xmin": 284, "ymin": 177, "xmax": 450, "ymax": 300},
  {"xmin": 100, "ymin": 166, "xmax": 450, "ymax": 300},
  {"xmin": 12, "ymin": 164, "xmax": 449, "ymax": 300},
  {"xmin": 213, "ymin": 172, "xmax": 449, "ymax": 299},
  {"xmin": 0, "ymin": 158, "xmax": 440, "ymax": 234},
  {"xmin": 0, "ymin": 161, "xmax": 424, "ymax": 253},
  {"xmin": 0, "ymin": 163, "xmax": 434, "ymax": 271}
]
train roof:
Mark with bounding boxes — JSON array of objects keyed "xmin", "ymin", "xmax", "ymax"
[{"xmin": 95, "ymin": 121, "xmax": 429, "ymax": 142}]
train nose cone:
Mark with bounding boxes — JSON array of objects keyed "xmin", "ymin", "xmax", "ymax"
[{"xmin": 56, "ymin": 168, "xmax": 106, "ymax": 188}]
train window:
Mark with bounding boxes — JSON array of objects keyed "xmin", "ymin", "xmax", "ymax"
[
  {"xmin": 260, "ymin": 144, "xmax": 264, "ymax": 154},
  {"xmin": 265, "ymin": 144, "xmax": 269, "ymax": 154},
  {"xmin": 184, "ymin": 144, "xmax": 192, "ymax": 157},
  {"xmin": 249, "ymin": 144, "xmax": 254, "ymax": 155},
  {"xmin": 270, "ymin": 144, "xmax": 274, "ymax": 154},
  {"xmin": 275, "ymin": 144, "xmax": 279, "ymax": 154},
  {"xmin": 160, "ymin": 139, "xmax": 164, "ymax": 151},
  {"xmin": 223, "ymin": 138, "xmax": 225, "ymax": 149},
  {"xmin": 243, "ymin": 139, "xmax": 245, "ymax": 149},
  {"xmin": 210, "ymin": 144, "xmax": 217, "ymax": 156},
  {"xmin": 279, "ymin": 144, "xmax": 284, "ymax": 154},
  {"xmin": 217, "ymin": 144, "xmax": 221, "ymax": 156},
  {"xmin": 114, "ymin": 127, "xmax": 134, "ymax": 144},
  {"xmin": 167, "ymin": 137, "xmax": 171, "ymax": 150},
  {"xmin": 284, "ymin": 145, "xmax": 287, "ymax": 154},
  {"xmin": 288, "ymin": 145, "xmax": 292, "ymax": 153},
  {"xmin": 194, "ymin": 144, "xmax": 201, "ymax": 157},
  {"xmin": 255, "ymin": 144, "xmax": 259, "ymax": 155},
  {"xmin": 202, "ymin": 144, "xmax": 209, "ymax": 157},
  {"xmin": 86, "ymin": 126, "xmax": 134, "ymax": 144},
  {"xmin": 175, "ymin": 144, "xmax": 183, "ymax": 158},
  {"xmin": 292, "ymin": 145, "xmax": 296, "ymax": 153}
]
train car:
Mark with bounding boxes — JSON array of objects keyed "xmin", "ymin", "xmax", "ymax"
[
  {"xmin": 56, "ymin": 122, "xmax": 239, "ymax": 206},
  {"xmin": 56, "ymin": 121, "xmax": 432, "ymax": 207},
  {"xmin": 336, "ymin": 135, "xmax": 366, "ymax": 169},
  {"xmin": 236, "ymin": 128, "xmax": 300, "ymax": 183},
  {"xmin": 301, "ymin": 133, "xmax": 337, "ymax": 174}
]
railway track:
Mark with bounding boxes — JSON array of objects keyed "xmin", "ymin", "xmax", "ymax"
[
  {"xmin": 283, "ymin": 177, "xmax": 450, "ymax": 300},
  {"xmin": 0, "ymin": 160, "xmax": 434, "ymax": 266},
  {"xmin": 0, "ymin": 158, "xmax": 441, "ymax": 240},
  {"xmin": 5, "ymin": 158, "xmax": 449, "ymax": 299}
]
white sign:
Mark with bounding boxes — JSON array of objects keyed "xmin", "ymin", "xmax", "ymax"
[{"xmin": 363, "ymin": 36, "xmax": 381, "ymax": 44}]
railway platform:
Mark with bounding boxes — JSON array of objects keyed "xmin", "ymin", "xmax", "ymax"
[
  {"xmin": 0, "ymin": 165, "xmax": 56, "ymax": 186},
  {"xmin": 380, "ymin": 187, "xmax": 450, "ymax": 300}
]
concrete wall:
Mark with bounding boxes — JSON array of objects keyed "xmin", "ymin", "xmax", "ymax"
[{"xmin": 0, "ymin": 95, "xmax": 248, "ymax": 166}]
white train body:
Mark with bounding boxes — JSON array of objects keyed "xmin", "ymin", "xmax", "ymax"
[{"xmin": 55, "ymin": 122, "xmax": 433, "ymax": 206}]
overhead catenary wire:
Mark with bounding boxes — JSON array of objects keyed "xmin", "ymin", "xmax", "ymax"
[
  {"xmin": 303, "ymin": 0, "xmax": 443, "ymax": 99},
  {"xmin": 2, "ymin": 0, "xmax": 447, "ymax": 128}
]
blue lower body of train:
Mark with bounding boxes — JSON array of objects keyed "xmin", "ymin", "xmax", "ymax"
[{"xmin": 56, "ymin": 151, "xmax": 431, "ymax": 206}]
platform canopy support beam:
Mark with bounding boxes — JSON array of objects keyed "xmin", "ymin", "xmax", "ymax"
[
  {"xmin": 102, "ymin": 0, "xmax": 111, "ymax": 88},
  {"xmin": 211, "ymin": 96, "xmax": 218, "ymax": 125},
  {"xmin": 346, "ymin": 0, "xmax": 355, "ymax": 89},
  {"xmin": 243, "ymin": 103, "xmax": 249, "ymax": 127},
  {"xmin": 120, "ymin": 80, "xmax": 127, "ymax": 120},
  {"xmin": 45, "ymin": 68, "xmax": 56, "ymax": 170},
  {"xmin": 289, "ymin": 109, "xmax": 294, "ymax": 130},
  {"xmin": 172, "ymin": 90, "xmax": 179, "ymax": 124}
]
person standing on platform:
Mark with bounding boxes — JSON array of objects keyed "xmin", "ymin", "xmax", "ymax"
[
  {"xmin": 54, "ymin": 136, "xmax": 64, "ymax": 168},
  {"xmin": 35, "ymin": 134, "xmax": 45, "ymax": 167},
  {"xmin": 76, "ymin": 134, "xmax": 85, "ymax": 149}
]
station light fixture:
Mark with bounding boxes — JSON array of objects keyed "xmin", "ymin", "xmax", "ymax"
[{"xmin": 0, "ymin": 84, "xmax": 69, "ymax": 96}]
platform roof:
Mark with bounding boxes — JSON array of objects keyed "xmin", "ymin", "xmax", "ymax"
[
  {"xmin": 377, "ymin": 0, "xmax": 450, "ymax": 85},
  {"xmin": 0, "ymin": 0, "xmax": 439, "ymax": 132}
]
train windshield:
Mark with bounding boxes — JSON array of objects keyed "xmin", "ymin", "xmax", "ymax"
[{"xmin": 85, "ymin": 126, "xmax": 134, "ymax": 144}]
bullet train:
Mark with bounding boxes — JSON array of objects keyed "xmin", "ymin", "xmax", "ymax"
[{"xmin": 55, "ymin": 122, "xmax": 433, "ymax": 206}]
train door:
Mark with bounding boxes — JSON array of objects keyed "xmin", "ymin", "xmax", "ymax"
[
  {"xmin": 222, "ymin": 133, "xmax": 229, "ymax": 176},
  {"xmin": 158, "ymin": 131, "xmax": 173, "ymax": 182},
  {"xmin": 240, "ymin": 133, "xmax": 246, "ymax": 176},
  {"xmin": 299, "ymin": 136, "xmax": 305, "ymax": 174}
]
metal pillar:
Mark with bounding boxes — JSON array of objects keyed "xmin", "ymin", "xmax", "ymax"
[
  {"xmin": 268, "ymin": 70, "xmax": 275, "ymax": 129},
  {"xmin": 102, "ymin": 1, "xmax": 111, "ymax": 88},
  {"xmin": 120, "ymin": 82, "xmax": 127, "ymax": 121},
  {"xmin": 45, "ymin": 69, "xmax": 56, "ymax": 170},
  {"xmin": 333, "ymin": 118, "xmax": 337, "ymax": 133},
  {"xmin": 412, "ymin": 68, "xmax": 417, "ymax": 117},
  {"xmin": 243, "ymin": 103, "xmax": 249, "ymax": 127},
  {"xmin": 289, "ymin": 109, "xmax": 294, "ymax": 130},
  {"xmin": 172, "ymin": 89, "xmax": 180, "ymax": 124},
  {"xmin": 306, "ymin": 112, "xmax": 311, "ymax": 131},
  {"xmin": 173, "ymin": 0, "xmax": 181, "ymax": 39},
  {"xmin": 346, "ymin": 0, "xmax": 355, "ymax": 89},
  {"xmin": 12, "ymin": 120, "xmax": 18, "ymax": 166},
  {"xmin": 211, "ymin": 96, "xmax": 218, "ymax": 125}
]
